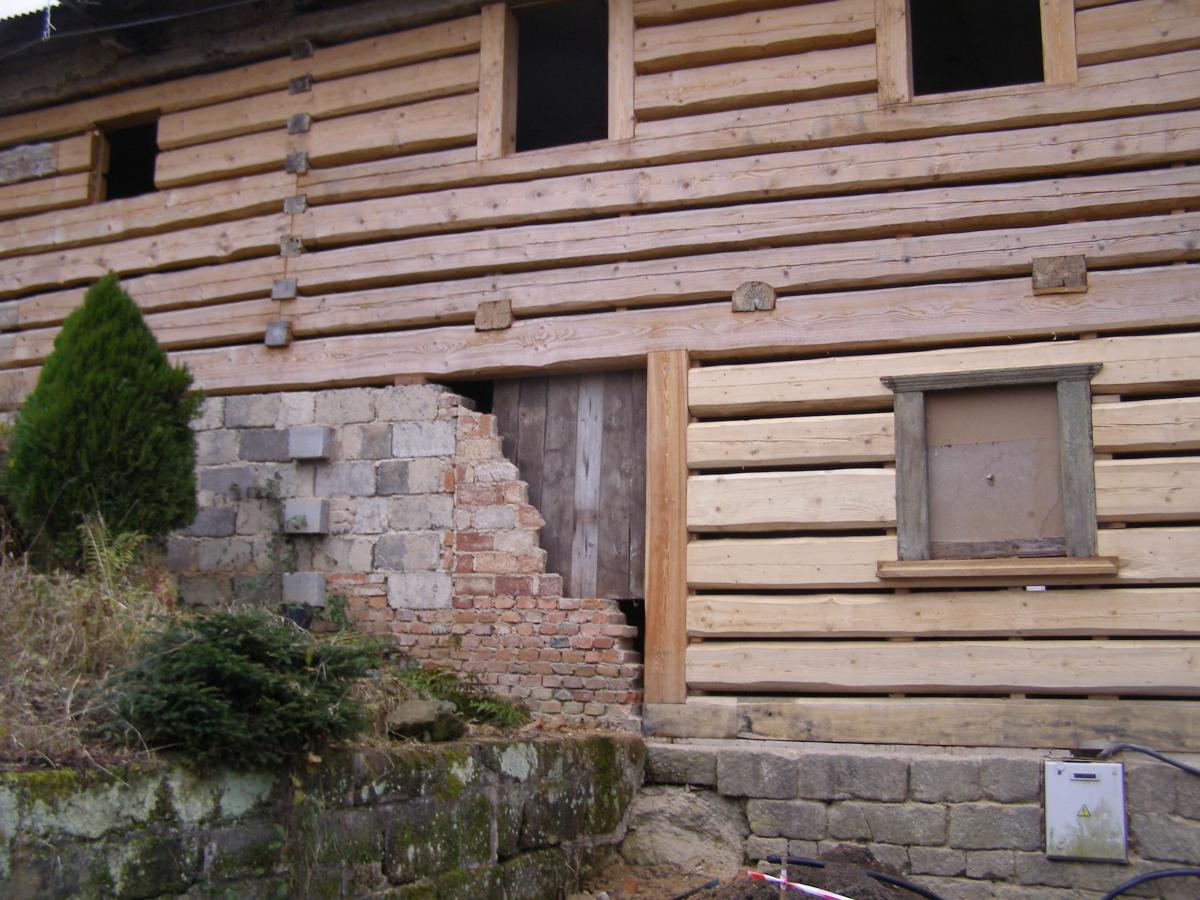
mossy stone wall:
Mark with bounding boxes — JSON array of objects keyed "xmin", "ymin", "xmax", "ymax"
[{"xmin": 0, "ymin": 735, "xmax": 643, "ymax": 899}]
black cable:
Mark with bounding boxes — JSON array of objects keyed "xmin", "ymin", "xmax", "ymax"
[
  {"xmin": 765, "ymin": 855, "xmax": 947, "ymax": 900},
  {"xmin": 1097, "ymin": 743, "xmax": 1200, "ymax": 778},
  {"xmin": 1100, "ymin": 868, "xmax": 1200, "ymax": 900},
  {"xmin": 669, "ymin": 878, "xmax": 719, "ymax": 900}
]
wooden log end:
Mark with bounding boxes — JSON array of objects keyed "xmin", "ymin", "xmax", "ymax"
[
  {"xmin": 264, "ymin": 320, "xmax": 293, "ymax": 348},
  {"xmin": 732, "ymin": 281, "xmax": 777, "ymax": 313},
  {"xmin": 475, "ymin": 298, "xmax": 513, "ymax": 331},
  {"xmin": 1032, "ymin": 255, "xmax": 1088, "ymax": 295},
  {"xmin": 271, "ymin": 277, "xmax": 298, "ymax": 301}
]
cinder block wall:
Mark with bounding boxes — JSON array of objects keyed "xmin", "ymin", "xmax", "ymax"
[
  {"xmin": 170, "ymin": 384, "xmax": 641, "ymax": 728},
  {"xmin": 632, "ymin": 741, "xmax": 1200, "ymax": 899}
]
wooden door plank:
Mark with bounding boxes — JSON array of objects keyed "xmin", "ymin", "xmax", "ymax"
[
  {"xmin": 542, "ymin": 376, "xmax": 580, "ymax": 592},
  {"xmin": 490, "ymin": 379, "xmax": 522, "ymax": 464},
  {"xmin": 644, "ymin": 350, "xmax": 689, "ymax": 704},
  {"xmin": 1041, "ymin": 0, "xmax": 1079, "ymax": 85},
  {"xmin": 516, "ymin": 378, "xmax": 549, "ymax": 513},
  {"xmin": 628, "ymin": 370, "xmax": 648, "ymax": 598},
  {"xmin": 570, "ymin": 374, "xmax": 606, "ymax": 597},
  {"xmin": 597, "ymin": 372, "xmax": 636, "ymax": 597},
  {"xmin": 1059, "ymin": 377, "xmax": 1098, "ymax": 556}
]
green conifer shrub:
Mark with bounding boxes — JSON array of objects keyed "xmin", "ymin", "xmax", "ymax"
[{"xmin": 3, "ymin": 274, "xmax": 200, "ymax": 566}]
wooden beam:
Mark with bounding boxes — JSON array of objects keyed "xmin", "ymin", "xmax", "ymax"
[
  {"xmin": 688, "ymin": 413, "xmax": 894, "ymax": 468},
  {"xmin": 0, "ymin": 172, "xmax": 96, "ymax": 221},
  {"xmin": 1097, "ymin": 458, "xmax": 1200, "ymax": 523},
  {"xmin": 476, "ymin": 2, "xmax": 517, "ymax": 160},
  {"xmin": 688, "ymin": 588, "xmax": 1200, "ymax": 638},
  {"xmin": 643, "ymin": 697, "xmax": 737, "ymax": 738},
  {"xmin": 1076, "ymin": 0, "xmax": 1200, "ymax": 65},
  {"xmin": 1093, "ymin": 397, "xmax": 1200, "ymax": 453},
  {"xmin": 874, "ymin": 0, "xmax": 911, "ymax": 104},
  {"xmin": 1041, "ymin": 0, "xmax": 1079, "ymax": 85},
  {"xmin": 685, "ymin": 639, "xmax": 1200, "ymax": 694},
  {"xmin": 878, "ymin": 558, "xmax": 1120, "ymax": 579},
  {"xmin": 609, "ymin": 0, "xmax": 637, "ymax": 141},
  {"xmin": 688, "ymin": 469, "xmax": 894, "ymax": 531},
  {"xmin": 644, "ymin": 350, "xmax": 689, "ymax": 704},
  {"xmin": 1059, "ymin": 376, "xmax": 1098, "ymax": 556}
]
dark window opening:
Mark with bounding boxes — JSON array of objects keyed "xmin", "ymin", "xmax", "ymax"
[
  {"xmin": 103, "ymin": 120, "xmax": 159, "ymax": 200},
  {"xmin": 910, "ymin": 0, "xmax": 1044, "ymax": 96},
  {"xmin": 515, "ymin": 0, "xmax": 608, "ymax": 152}
]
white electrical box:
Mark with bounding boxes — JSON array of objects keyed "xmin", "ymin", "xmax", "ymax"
[{"xmin": 1044, "ymin": 760, "xmax": 1127, "ymax": 862}]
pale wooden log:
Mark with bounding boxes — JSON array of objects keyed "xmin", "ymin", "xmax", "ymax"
[
  {"xmin": 0, "ymin": 16, "xmax": 482, "ymax": 147},
  {"xmin": 476, "ymin": 3, "xmax": 517, "ymax": 160},
  {"xmin": 0, "ymin": 172, "xmax": 95, "ymax": 220},
  {"xmin": 691, "ymin": 327, "xmax": 1200, "ymax": 417},
  {"xmin": 686, "ymin": 639, "xmax": 1199, "ymax": 694},
  {"xmin": 642, "ymin": 697, "xmax": 738, "ymax": 738},
  {"xmin": 634, "ymin": 0, "xmax": 804, "ymax": 26},
  {"xmin": 688, "ymin": 588, "xmax": 1200, "ymax": 638},
  {"xmin": 1077, "ymin": 0, "xmax": 1200, "ymax": 65},
  {"xmin": 1096, "ymin": 458, "xmax": 1200, "ymax": 523},
  {"xmin": 688, "ymin": 469, "xmax": 894, "ymax": 531},
  {"xmin": 687, "ymin": 527, "xmax": 1200, "ymax": 589},
  {"xmin": 731, "ymin": 697, "xmax": 1200, "ymax": 750},
  {"xmin": 155, "ymin": 94, "xmax": 478, "ymax": 188},
  {"xmin": 158, "ymin": 54, "xmax": 480, "ymax": 150},
  {"xmin": 644, "ymin": 350, "xmax": 690, "ymax": 704},
  {"xmin": 688, "ymin": 413, "xmax": 894, "ymax": 467},
  {"xmin": 1093, "ymin": 396, "xmax": 1200, "ymax": 452},
  {"xmin": 874, "ymin": 0, "xmax": 911, "ymax": 104},
  {"xmin": 1042, "ymin": 0, "xmax": 1079, "ymax": 84},
  {"xmin": 634, "ymin": 43, "xmax": 875, "ymax": 119},
  {"xmin": 634, "ymin": 0, "xmax": 873, "ymax": 73},
  {"xmin": 610, "ymin": 0, "xmax": 637, "ymax": 140},
  {"xmin": 878, "ymin": 557, "xmax": 1120, "ymax": 579}
]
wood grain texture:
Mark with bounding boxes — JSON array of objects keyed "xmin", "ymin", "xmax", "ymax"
[
  {"xmin": 570, "ymin": 374, "xmax": 605, "ymax": 598},
  {"xmin": 893, "ymin": 390, "xmax": 928, "ymax": 560},
  {"xmin": 0, "ymin": 172, "xmax": 95, "ymax": 221},
  {"xmin": 1077, "ymin": 0, "xmax": 1200, "ymax": 65},
  {"xmin": 874, "ymin": 0, "xmax": 911, "ymax": 104},
  {"xmin": 1096, "ymin": 458, "xmax": 1200, "ymax": 522},
  {"xmin": 1041, "ymin": 0, "xmax": 1079, "ymax": 85},
  {"xmin": 1059, "ymin": 377, "xmax": 1098, "ymax": 556},
  {"xmin": 685, "ymin": 639, "xmax": 1199, "ymax": 694},
  {"xmin": 688, "ymin": 413, "xmax": 895, "ymax": 468},
  {"xmin": 476, "ymin": 3, "xmax": 517, "ymax": 159},
  {"xmin": 644, "ymin": 350, "xmax": 689, "ymax": 704},
  {"xmin": 610, "ymin": 0, "xmax": 637, "ymax": 140},
  {"xmin": 877, "ymin": 557, "xmax": 1119, "ymax": 579},
  {"xmin": 1093, "ymin": 397, "xmax": 1200, "ymax": 452},
  {"xmin": 687, "ymin": 469, "xmax": 894, "ymax": 531}
]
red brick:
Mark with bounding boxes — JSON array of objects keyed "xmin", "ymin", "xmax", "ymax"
[
  {"xmin": 456, "ymin": 531, "xmax": 494, "ymax": 551},
  {"xmin": 517, "ymin": 506, "xmax": 545, "ymax": 528},
  {"xmin": 496, "ymin": 575, "xmax": 534, "ymax": 596},
  {"xmin": 453, "ymin": 574, "xmax": 495, "ymax": 596}
]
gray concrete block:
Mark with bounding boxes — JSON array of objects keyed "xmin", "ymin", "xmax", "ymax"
[
  {"xmin": 187, "ymin": 506, "xmax": 237, "ymax": 538},
  {"xmin": 196, "ymin": 538, "xmax": 253, "ymax": 572},
  {"xmin": 198, "ymin": 466, "xmax": 254, "ymax": 498},
  {"xmin": 278, "ymin": 392, "xmax": 316, "ymax": 426},
  {"xmin": 166, "ymin": 537, "xmax": 194, "ymax": 573},
  {"xmin": 314, "ymin": 461, "xmax": 376, "ymax": 497},
  {"xmin": 310, "ymin": 537, "xmax": 375, "ymax": 572},
  {"xmin": 282, "ymin": 572, "xmax": 326, "ymax": 608},
  {"xmin": 284, "ymin": 498, "xmax": 329, "ymax": 534},
  {"xmin": 225, "ymin": 394, "xmax": 281, "ymax": 428},
  {"xmin": 828, "ymin": 802, "xmax": 945, "ymax": 846},
  {"xmin": 178, "ymin": 575, "xmax": 232, "ymax": 606},
  {"xmin": 981, "ymin": 757, "xmax": 1041, "ymax": 803},
  {"xmin": 746, "ymin": 799, "xmax": 827, "ymax": 840},
  {"xmin": 341, "ymin": 423, "xmax": 392, "ymax": 460},
  {"xmin": 195, "ymin": 430, "xmax": 239, "ymax": 465},
  {"xmin": 377, "ymin": 460, "xmax": 409, "ymax": 495},
  {"xmin": 235, "ymin": 500, "xmax": 278, "ymax": 535},
  {"xmin": 646, "ymin": 744, "xmax": 718, "ymax": 787},
  {"xmin": 374, "ymin": 532, "xmax": 441, "ymax": 571},
  {"xmin": 388, "ymin": 494, "xmax": 454, "ymax": 530},
  {"xmin": 288, "ymin": 425, "xmax": 333, "ymax": 460},
  {"xmin": 353, "ymin": 498, "xmax": 390, "ymax": 535},
  {"xmin": 239, "ymin": 428, "xmax": 290, "ymax": 462},
  {"xmin": 949, "ymin": 803, "xmax": 1042, "ymax": 851},
  {"xmin": 717, "ymin": 750, "xmax": 798, "ymax": 799},
  {"xmin": 193, "ymin": 397, "xmax": 225, "ymax": 430},
  {"xmin": 377, "ymin": 385, "xmax": 441, "ymax": 421},
  {"xmin": 392, "ymin": 421, "xmax": 455, "ymax": 458},
  {"xmin": 314, "ymin": 388, "xmax": 375, "ymax": 425},
  {"xmin": 387, "ymin": 572, "xmax": 452, "ymax": 609},
  {"xmin": 911, "ymin": 757, "xmax": 982, "ymax": 802},
  {"xmin": 249, "ymin": 463, "xmax": 314, "ymax": 498}
]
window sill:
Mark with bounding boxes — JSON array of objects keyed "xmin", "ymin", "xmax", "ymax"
[{"xmin": 877, "ymin": 557, "xmax": 1120, "ymax": 580}]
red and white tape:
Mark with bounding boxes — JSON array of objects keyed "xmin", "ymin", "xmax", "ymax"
[{"xmin": 745, "ymin": 870, "xmax": 856, "ymax": 900}]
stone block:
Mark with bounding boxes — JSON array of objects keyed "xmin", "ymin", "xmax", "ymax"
[
  {"xmin": 195, "ymin": 430, "xmax": 239, "ymax": 465},
  {"xmin": 387, "ymin": 572, "xmax": 453, "ymax": 609},
  {"xmin": 949, "ymin": 803, "xmax": 1042, "ymax": 851},
  {"xmin": 375, "ymin": 532, "xmax": 441, "ymax": 571},
  {"xmin": 376, "ymin": 460, "xmax": 410, "ymax": 495},
  {"xmin": 909, "ymin": 846, "xmax": 966, "ymax": 877},
  {"xmin": 263, "ymin": 319, "xmax": 292, "ymax": 347},
  {"xmin": 746, "ymin": 799, "xmax": 826, "ymax": 840},
  {"xmin": 377, "ymin": 385, "xmax": 441, "ymax": 421},
  {"xmin": 744, "ymin": 836, "xmax": 787, "ymax": 864},
  {"xmin": 193, "ymin": 397, "xmax": 224, "ymax": 430},
  {"xmin": 288, "ymin": 425, "xmax": 333, "ymax": 460},
  {"xmin": 867, "ymin": 842, "xmax": 909, "ymax": 874},
  {"xmin": 828, "ymin": 802, "xmax": 945, "ymax": 846},
  {"xmin": 918, "ymin": 876, "xmax": 995, "ymax": 900},
  {"xmin": 199, "ymin": 466, "xmax": 254, "ymax": 498},
  {"xmin": 353, "ymin": 498, "xmax": 390, "ymax": 534},
  {"xmin": 284, "ymin": 498, "xmax": 329, "ymax": 534},
  {"xmin": 225, "ymin": 394, "xmax": 280, "ymax": 427},
  {"xmin": 315, "ymin": 388, "xmax": 375, "ymax": 425},
  {"xmin": 250, "ymin": 463, "xmax": 314, "ymax": 498},
  {"xmin": 341, "ymin": 423, "xmax": 392, "ymax": 460},
  {"xmin": 473, "ymin": 506, "xmax": 517, "ymax": 530},
  {"xmin": 239, "ymin": 428, "xmax": 290, "ymax": 462},
  {"xmin": 1013, "ymin": 852, "xmax": 1149, "ymax": 891},
  {"xmin": 315, "ymin": 461, "xmax": 376, "ymax": 497},
  {"xmin": 235, "ymin": 499, "xmax": 278, "ymax": 535},
  {"xmin": 717, "ymin": 749, "xmax": 798, "ymax": 799},
  {"xmin": 196, "ymin": 538, "xmax": 253, "ymax": 572},
  {"xmin": 981, "ymin": 757, "xmax": 1041, "ymax": 803},
  {"xmin": 166, "ymin": 537, "xmax": 194, "ymax": 572},
  {"xmin": 646, "ymin": 744, "xmax": 718, "ymax": 787},
  {"xmin": 1130, "ymin": 812, "xmax": 1200, "ymax": 864},
  {"xmin": 278, "ymin": 392, "xmax": 316, "ymax": 425},
  {"xmin": 911, "ymin": 757, "xmax": 981, "ymax": 802},
  {"xmin": 796, "ymin": 753, "xmax": 908, "ymax": 802},
  {"xmin": 178, "ymin": 575, "xmax": 231, "ymax": 605},
  {"xmin": 282, "ymin": 572, "xmax": 326, "ymax": 607},
  {"xmin": 393, "ymin": 421, "xmax": 455, "ymax": 458},
  {"xmin": 621, "ymin": 786, "xmax": 748, "ymax": 875},
  {"xmin": 187, "ymin": 506, "xmax": 236, "ymax": 538},
  {"xmin": 388, "ymin": 494, "xmax": 454, "ymax": 530},
  {"xmin": 310, "ymin": 538, "xmax": 375, "ymax": 572},
  {"xmin": 966, "ymin": 849, "xmax": 1014, "ymax": 879}
]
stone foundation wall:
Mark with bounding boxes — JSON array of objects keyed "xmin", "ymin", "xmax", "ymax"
[
  {"xmin": 0, "ymin": 735, "xmax": 644, "ymax": 899},
  {"xmin": 631, "ymin": 739, "xmax": 1200, "ymax": 899},
  {"xmin": 171, "ymin": 385, "xmax": 641, "ymax": 728}
]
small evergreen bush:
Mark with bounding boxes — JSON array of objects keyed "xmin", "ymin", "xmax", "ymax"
[
  {"xmin": 3, "ymin": 274, "xmax": 201, "ymax": 566},
  {"xmin": 101, "ymin": 608, "xmax": 381, "ymax": 768}
]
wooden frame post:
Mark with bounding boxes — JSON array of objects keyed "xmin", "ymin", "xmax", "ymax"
[
  {"xmin": 608, "ymin": 0, "xmax": 636, "ymax": 141},
  {"xmin": 477, "ymin": 2, "xmax": 517, "ymax": 160},
  {"xmin": 1040, "ymin": 0, "xmax": 1078, "ymax": 85},
  {"xmin": 875, "ymin": 0, "xmax": 912, "ymax": 105},
  {"xmin": 644, "ymin": 350, "xmax": 689, "ymax": 705}
]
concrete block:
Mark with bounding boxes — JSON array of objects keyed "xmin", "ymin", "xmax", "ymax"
[
  {"xmin": 166, "ymin": 537, "xmax": 194, "ymax": 572},
  {"xmin": 948, "ymin": 803, "xmax": 1042, "ymax": 851},
  {"xmin": 828, "ymin": 802, "xmax": 945, "ymax": 846},
  {"xmin": 341, "ymin": 423, "xmax": 392, "ymax": 460},
  {"xmin": 374, "ymin": 532, "xmax": 441, "ymax": 571},
  {"xmin": 196, "ymin": 538, "xmax": 253, "ymax": 572},
  {"xmin": 387, "ymin": 572, "xmax": 452, "ymax": 609},
  {"xmin": 392, "ymin": 421, "xmax": 455, "ymax": 458},
  {"xmin": 909, "ymin": 846, "xmax": 966, "ymax": 877},
  {"xmin": 981, "ymin": 757, "xmax": 1041, "ymax": 803},
  {"xmin": 314, "ymin": 388, "xmax": 375, "ymax": 425},
  {"xmin": 239, "ymin": 429, "xmax": 290, "ymax": 462},
  {"xmin": 315, "ymin": 461, "xmax": 376, "ymax": 497},
  {"xmin": 195, "ymin": 430, "xmax": 239, "ymax": 465},
  {"xmin": 288, "ymin": 425, "xmax": 333, "ymax": 460},
  {"xmin": 718, "ymin": 749, "xmax": 798, "ymax": 799},
  {"xmin": 250, "ymin": 463, "xmax": 314, "ymax": 497},
  {"xmin": 911, "ymin": 757, "xmax": 981, "ymax": 802},
  {"xmin": 278, "ymin": 392, "xmax": 316, "ymax": 425},
  {"xmin": 225, "ymin": 394, "xmax": 281, "ymax": 428},
  {"xmin": 193, "ymin": 397, "xmax": 225, "ymax": 430},
  {"xmin": 178, "ymin": 575, "xmax": 232, "ymax": 606},
  {"xmin": 310, "ymin": 538, "xmax": 374, "ymax": 572},
  {"xmin": 284, "ymin": 498, "xmax": 329, "ymax": 534},
  {"xmin": 377, "ymin": 385, "xmax": 441, "ymax": 421},
  {"xmin": 282, "ymin": 572, "xmax": 326, "ymax": 608},
  {"xmin": 388, "ymin": 494, "xmax": 454, "ymax": 530},
  {"xmin": 646, "ymin": 745, "xmax": 718, "ymax": 787},
  {"xmin": 187, "ymin": 506, "xmax": 236, "ymax": 538},
  {"xmin": 746, "ymin": 799, "xmax": 827, "ymax": 840},
  {"xmin": 198, "ymin": 466, "xmax": 254, "ymax": 498},
  {"xmin": 353, "ymin": 498, "xmax": 389, "ymax": 534},
  {"xmin": 235, "ymin": 500, "xmax": 278, "ymax": 536}
]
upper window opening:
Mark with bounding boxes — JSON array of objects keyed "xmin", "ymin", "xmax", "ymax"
[
  {"xmin": 910, "ymin": 0, "xmax": 1044, "ymax": 95},
  {"xmin": 102, "ymin": 120, "xmax": 159, "ymax": 200},
  {"xmin": 514, "ymin": 0, "xmax": 608, "ymax": 152}
]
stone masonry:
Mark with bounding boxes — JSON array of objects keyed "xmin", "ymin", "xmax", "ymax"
[
  {"xmin": 170, "ymin": 384, "xmax": 641, "ymax": 728},
  {"xmin": 629, "ymin": 740, "xmax": 1200, "ymax": 900}
]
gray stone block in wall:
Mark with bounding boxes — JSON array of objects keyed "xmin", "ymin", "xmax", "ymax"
[
  {"xmin": 746, "ymin": 799, "xmax": 827, "ymax": 840},
  {"xmin": 239, "ymin": 429, "xmax": 290, "ymax": 462},
  {"xmin": 646, "ymin": 744, "xmax": 718, "ymax": 787},
  {"xmin": 288, "ymin": 425, "xmax": 333, "ymax": 460},
  {"xmin": 225, "ymin": 394, "xmax": 281, "ymax": 428},
  {"xmin": 199, "ymin": 466, "xmax": 254, "ymax": 498},
  {"xmin": 981, "ymin": 757, "xmax": 1042, "ymax": 803},
  {"xmin": 374, "ymin": 531, "xmax": 441, "ymax": 571},
  {"xmin": 948, "ymin": 804, "xmax": 1042, "ymax": 851},
  {"xmin": 388, "ymin": 494, "xmax": 454, "ymax": 531},
  {"xmin": 178, "ymin": 575, "xmax": 232, "ymax": 606},
  {"xmin": 166, "ymin": 537, "xmax": 194, "ymax": 572},
  {"xmin": 284, "ymin": 498, "xmax": 329, "ymax": 534},
  {"xmin": 376, "ymin": 384, "xmax": 441, "ymax": 420},
  {"xmin": 196, "ymin": 538, "xmax": 254, "ymax": 573},
  {"xmin": 911, "ymin": 757, "xmax": 982, "ymax": 802},
  {"xmin": 392, "ymin": 421, "xmax": 455, "ymax": 458},
  {"xmin": 829, "ymin": 801, "xmax": 946, "ymax": 846},
  {"xmin": 387, "ymin": 572, "xmax": 452, "ymax": 609},
  {"xmin": 909, "ymin": 847, "xmax": 966, "ymax": 877},
  {"xmin": 314, "ymin": 388, "xmax": 375, "ymax": 425},
  {"xmin": 195, "ymin": 430, "xmax": 239, "ymax": 466},
  {"xmin": 187, "ymin": 506, "xmax": 237, "ymax": 538},
  {"xmin": 282, "ymin": 572, "xmax": 326, "ymax": 608},
  {"xmin": 193, "ymin": 397, "xmax": 225, "ymax": 431},
  {"xmin": 717, "ymin": 750, "xmax": 798, "ymax": 799},
  {"xmin": 315, "ymin": 461, "xmax": 376, "ymax": 497},
  {"xmin": 341, "ymin": 423, "xmax": 393, "ymax": 460}
]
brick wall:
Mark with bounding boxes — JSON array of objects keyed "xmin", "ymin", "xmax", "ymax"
[
  {"xmin": 171, "ymin": 384, "xmax": 641, "ymax": 728},
  {"xmin": 634, "ymin": 740, "xmax": 1200, "ymax": 899}
]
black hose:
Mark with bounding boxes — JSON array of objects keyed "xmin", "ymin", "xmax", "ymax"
[
  {"xmin": 1099, "ymin": 868, "xmax": 1200, "ymax": 899},
  {"xmin": 669, "ymin": 878, "xmax": 720, "ymax": 900},
  {"xmin": 765, "ymin": 854, "xmax": 946, "ymax": 900},
  {"xmin": 1096, "ymin": 743, "xmax": 1200, "ymax": 778}
]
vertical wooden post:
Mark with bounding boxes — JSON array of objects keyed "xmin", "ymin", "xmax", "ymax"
[
  {"xmin": 477, "ymin": 2, "xmax": 517, "ymax": 160},
  {"xmin": 644, "ymin": 350, "xmax": 688, "ymax": 705},
  {"xmin": 1040, "ymin": 0, "xmax": 1078, "ymax": 85},
  {"xmin": 893, "ymin": 390, "xmax": 930, "ymax": 560},
  {"xmin": 875, "ymin": 0, "xmax": 912, "ymax": 105},
  {"xmin": 1058, "ymin": 377, "xmax": 1097, "ymax": 557},
  {"xmin": 608, "ymin": 0, "xmax": 636, "ymax": 141}
]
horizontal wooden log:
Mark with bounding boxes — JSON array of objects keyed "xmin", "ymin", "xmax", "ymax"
[
  {"xmin": 687, "ymin": 526, "xmax": 1200, "ymax": 588},
  {"xmin": 0, "ymin": 132, "xmax": 94, "ymax": 187},
  {"xmin": 1077, "ymin": 0, "xmax": 1200, "ymax": 65},
  {"xmin": 634, "ymin": 0, "xmax": 873, "ymax": 73},
  {"xmin": 1093, "ymin": 396, "xmax": 1200, "ymax": 452},
  {"xmin": 688, "ymin": 412, "xmax": 894, "ymax": 468},
  {"xmin": 688, "ymin": 588, "xmax": 1200, "ymax": 638},
  {"xmin": 685, "ymin": 639, "xmax": 1200, "ymax": 694},
  {"xmin": 1096, "ymin": 458, "xmax": 1200, "ymax": 522},
  {"xmin": 634, "ymin": 0, "xmax": 804, "ymax": 26},
  {"xmin": 0, "ymin": 16, "xmax": 481, "ymax": 147},
  {"xmin": 158, "ymin": 53, "xmax": 480, "ymax": 150},
  {"xmin": 155, "ymin": 93, "xmax": 478, "ymax": 188},
  {"xmin": 0, "ymin": 171, "xmax": 96, "ymax": 221},
  {"xmin": 690, "ymin": 327, "xmax": 1200, "ymax": 417},
  {"xmin": 688, "ymin": 469, "xmax": 894, "ymax": 530},
  {"xmin": 728, "ymin": 696, "xmax": 1200, "ymax": 750}
]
